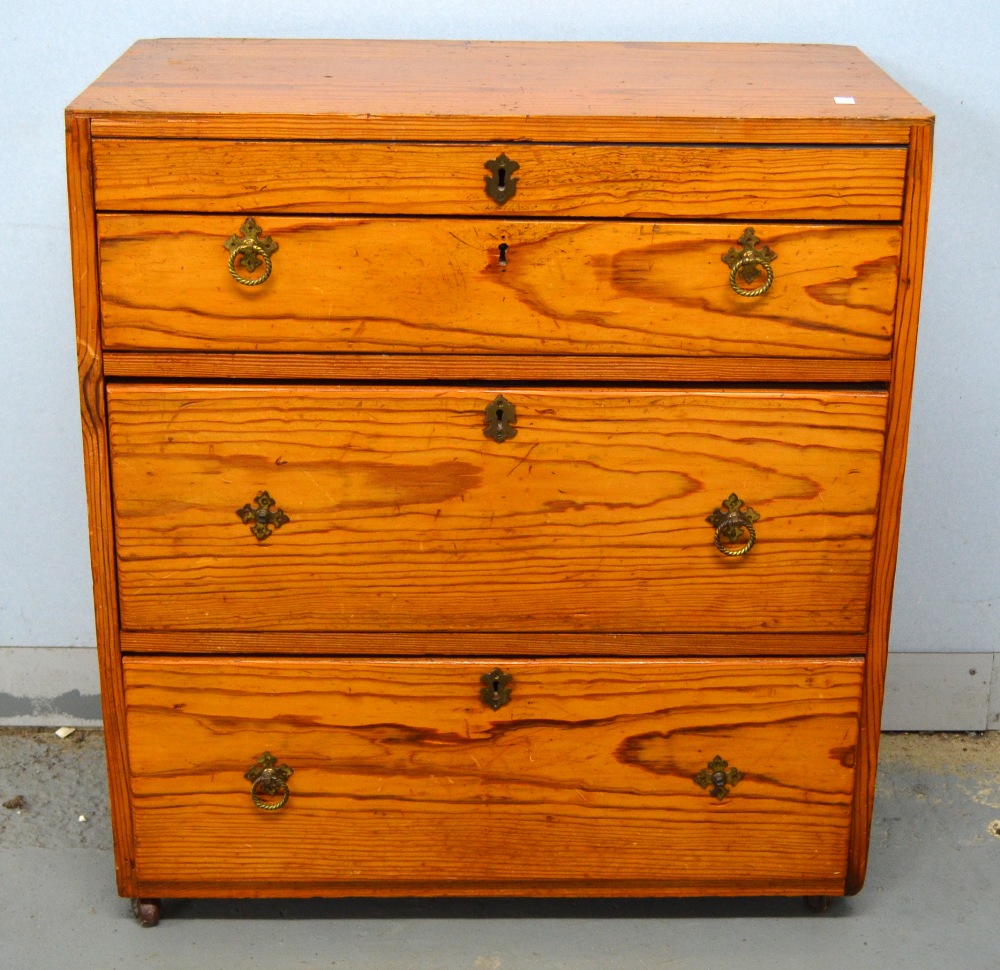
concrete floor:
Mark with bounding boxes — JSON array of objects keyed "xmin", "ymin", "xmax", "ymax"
[{"xmin": 1, "ymin": 730, "xmax": 998, "ymax": 970}]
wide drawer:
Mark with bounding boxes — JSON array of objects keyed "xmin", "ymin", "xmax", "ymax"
[
  {"xmin": 123, "ymin": 656, "xmax": 862, "ymax": 896},
  {"xmin": 92, "ymin": 139, "xmax": 907, "ymax": 220},
  {"xmin": 108, "ymin": 385, "xmax": 887, "ymax": 634},
  {"xmin": 98, "ymin": 216, "xmax": 901, "ymax": 357}
]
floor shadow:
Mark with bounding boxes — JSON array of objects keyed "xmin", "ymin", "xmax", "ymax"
[{"xmin": 166, "ymin": 893, "xmax": 853, "ymax": 922}]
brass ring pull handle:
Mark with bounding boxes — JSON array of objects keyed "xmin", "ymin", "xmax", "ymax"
[
  {"xmin": 727, "ymin": 252, "xmax": 774, "ymax": 297},
  {"xmin": 228, "ymin": 247, "xmax": 273, "ymax": 286},
  {"xmin": 245, "ymin": 752, "xmax": 294, "ymax": 812},
  {"xmin": 714, "ymin": 516, "xmax": 757, "ymax": 557},
  {"xmin": 706, "ymin": 493, "xmax": 760, "ymax": 557},
  {"xmin": 694, "ymin": 755, "xmax": 743, "ymax": 800},
  {"xmin": 722, "ymin": 228, "xmax": 776, "ymax": 297},
  {"xmin": 223, "ymin": 217, "xmax": 278, "ymax": 287},
  {"xmin": 250, "ymin": 776, "xmax": 290, "ymax": 811}
]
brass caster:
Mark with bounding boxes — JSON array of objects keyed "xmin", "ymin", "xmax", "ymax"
[
  {"xmin": 132, "ymin": 897, "xmax": 161, "ymax": 927},
  {"xmin": 804, "ymin": 895, "xmax": 832, "ymax": 913}
]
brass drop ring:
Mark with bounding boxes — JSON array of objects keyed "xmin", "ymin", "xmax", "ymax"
[
  {"xmin": 228, "ymin": 246, "xmax": 273, "ymax": 286},
  {"xmin": 250, "ymin": 776, "xmax": 290, "ymax": 811},
  {"xmin": 713, "ymin": 516, "xmax": 756, "ymax": 557},
  {"xmin": 224, "ymin": 217, "xmax": 278, "ymax": 287},
  {"xmin": 728, "ymin": 253, "xmax": 774, "ymax": 298}
]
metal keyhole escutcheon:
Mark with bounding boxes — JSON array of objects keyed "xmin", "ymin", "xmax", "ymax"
[
  {"xmin": 481, "ymin": 667, "xmax": 513, "ymax": 710},
  {"xmin": 484, "ymin": 153, "xmax": 519, "ymax": 205},
  {"xmin": 484, "ymin": 394, "xmax": 517, "ymax": 442}
]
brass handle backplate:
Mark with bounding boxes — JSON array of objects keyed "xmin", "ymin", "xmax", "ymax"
[
  {"xmin": 223, "ymin": 217, "xmax": 278, "ymax": 286},
  {"xmin": 481, "ymin": 667, "xmax": 513, "ymax": 710},
  {"xmin": 236, "ymin": 490, "xmax": 290, "ymax": 541},
  {"xmin": 706, "ymin": 492, "xmax": 760, "ymax": 557},
  {"xmin": 484, "ymin": 152, "xmax": 519, "ymax": 205},
  {"xmin": 245, "ymin": 752, "xmax": 294, "ymax": 811},
  {"xmin": 694, "ymin": 755, "xmax": 743, "ymax": 800},
  {"xmin": 722, "ymin": 228, "xmax": 776, "ymax": 297}
]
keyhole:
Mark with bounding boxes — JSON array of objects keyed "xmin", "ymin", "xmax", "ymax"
[
  {"xmin": 498, "ymin": 242, "xmax": 508, "ymax": 267},
  {"xmin": 495, "ymin": 407, "xmax": 504, "ymax": 424},
  {"xmin": 492, "ymin": 677, "xmax": 501, "ymax": 694},
  {"xmin": 497, "ymin": 166, "xmax": 506, "ymax": 190}
]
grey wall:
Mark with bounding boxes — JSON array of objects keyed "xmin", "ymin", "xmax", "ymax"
[{"xmin": 2, "ymin": 2, "xmax": 998, "ymax": 724}]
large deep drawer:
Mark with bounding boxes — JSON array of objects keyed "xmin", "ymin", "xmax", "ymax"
[
  {"xmin": 108, "ymin": 385, "xmax": 887, "ymax": 635},
  {"xmin": 123, "ymin": 656, "xmax": 863, "ymax": 897}
]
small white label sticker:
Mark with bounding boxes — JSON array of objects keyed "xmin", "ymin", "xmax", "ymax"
[{"xmin": 834, "ymin": 96, "xmax": 856, "ymax": 105}]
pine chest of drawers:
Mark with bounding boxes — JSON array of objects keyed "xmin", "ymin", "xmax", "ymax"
[{"xmin": 66, "ymin": 40, "xmax": 932, "ymax": 922}]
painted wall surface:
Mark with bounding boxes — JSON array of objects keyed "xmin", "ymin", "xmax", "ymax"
[{"xmin": 1, "ymin": 2, "xmax": 998, "ymax": 716}]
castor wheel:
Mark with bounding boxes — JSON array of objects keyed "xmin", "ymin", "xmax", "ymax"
[
  {"xmin": 132, "ymin": 897, "xmax": 162, "ymax": 927},
  {"xmin": 804, "ymin": 895, "xmax": 832, "ymax": 913}
]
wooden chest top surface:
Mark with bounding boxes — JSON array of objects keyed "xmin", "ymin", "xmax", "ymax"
[{"xmin": 67, "ymin": 39, "xmax": 932, "ymax": 142}]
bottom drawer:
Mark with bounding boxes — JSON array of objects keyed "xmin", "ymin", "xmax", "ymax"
[{"xmin": 123, "ymin": 657, "xmax": 862, "ymax": 897}]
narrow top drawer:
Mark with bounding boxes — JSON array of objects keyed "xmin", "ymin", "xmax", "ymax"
[{"xmin": 92, "ymin": 140, "xmax": 906, "ymax": 221}]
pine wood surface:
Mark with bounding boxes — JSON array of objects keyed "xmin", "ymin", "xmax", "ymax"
[
  {"xmin": 107, "ymin": 385, "xmax": 887, "ymax": 634},
  {"xmin": 118, "ymin": 630, "xmax": 868, "ymax": 657},
  {"xmin": 101, "ymin": 351, "xmax": 893, "ymax": 384},
  {"xmin": 847, "ymin": 122, "xmax": 934, "ymax": 894},
  {"xmin": 91, "ymin": 139, "xmax": 907, "ymax": 221},
  {"xmin": 98, "ymin": 216, "xmax": 901, "ymax": 358},
  {"xmin": 65, "ymin": 116, "xmax": 138, "ymax": 898},
  {"xmin": 123, "ymin": 656, "xmax": 862, "ymax": 896},
  {"xmin": 69, "ymin": 40, "xmax": 930, "ymax": 143}
]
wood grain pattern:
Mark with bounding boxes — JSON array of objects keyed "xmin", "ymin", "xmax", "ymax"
[
  {"xmin": 65, "ymin": 115, "xmax": 137, "ymax": 897},
  {"xmin": 101, "ymin": 351, "xmax": 893, "ymax": 384},
  {"xmin": 98, "ymin": 217, "xmax": 901, "ymax": 358},
  {"xmin": 107, "ymin": 385, "xmax": 887, "ymax": 634},
  {"xmin": 847, "ymin": 122, "xmax": 934, "ymax": 895},
  {"xmin": 68, "ymin": 40, "xmax": 930, "ymax": 143},
  {"xmin": 91, "ymin": 139, "xmax": 907, "ymax": 220},
  {"xmin": 119, "ymin": 630, "xmax": 868, "ymax": 657},
  {"xmin": 123, "ymin": 656, "xmax": 862, "ymax": 896}
]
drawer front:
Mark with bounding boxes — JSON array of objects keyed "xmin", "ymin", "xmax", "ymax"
[
  {"xmin": 98, "ymin": 216, "xmax": 901, "ymax": 357},
  {"xmin": 92, "ymin": 139, "xmax": 907, "ymax": 220},
  {"xmin": 108, "ymin": 385, "xmax": 886, "ymax": 634},
  {"xmin": 123, "ymin": 656, "xmax": 862, "ymax": 896}
]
